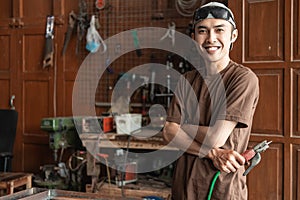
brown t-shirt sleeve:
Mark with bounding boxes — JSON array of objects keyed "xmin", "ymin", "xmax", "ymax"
[{"xmin": 217, "ymin": 69, "xmax": 259, "ymax": 128}]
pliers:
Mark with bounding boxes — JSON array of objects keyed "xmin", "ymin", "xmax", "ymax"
[{"xmin": 241, "ymin": 140, "xmax": 272, "ymax": 176}]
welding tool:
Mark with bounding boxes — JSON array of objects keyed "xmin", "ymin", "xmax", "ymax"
[
  {"xmin": 207, "ymin": 140, "xmax": 272, "ymax": 200},
  {"xmin": 62, "ymin": 11, "xmax": 77, "ymax": 55},
  {"xmin": 241, "ymin": 140, "xmax": 272, "ymax": 176},
  {"xmin": 43, "ymin": 15, "xmax": 55, "ymax": 68}
]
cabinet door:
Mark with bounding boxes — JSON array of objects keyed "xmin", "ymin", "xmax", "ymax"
[
  {"xmin": 16, "ymin": 0, "xmax": 61, "ymax": 172},
  {"xmin": 0, "ymin": 0, "xmax": 21, "ymax": 171},
  {"xmin": 230, "ymin": 0, "xmax": 286, "ymax": 199},
  {"xmin": 0, "ymin": 1, "xmax": 16, "ymax": 108},
  {"xmin": 0, "ymin": 0, "xmax": 61, "ymax": 172}
]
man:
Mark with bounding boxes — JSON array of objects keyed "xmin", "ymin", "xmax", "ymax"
[{"xmin": 162, "ymin": 2, "xmax": 259, "ymax": 200}]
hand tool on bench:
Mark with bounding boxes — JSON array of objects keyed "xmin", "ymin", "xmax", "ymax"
[
  {"xmin": 62, "ymin": 11, "xmax": 77, "ymax": 55},
  {"xmin": 43, "ymin": 15, "xmax": 55, "ymax": 68},
  {"xmin": 241, "ymin": 140, "xmax": 272, "ymax": 176}
]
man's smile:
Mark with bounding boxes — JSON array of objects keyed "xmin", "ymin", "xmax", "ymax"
[{"xmin": 204, "ymin": 46, "xmax": 221, "ymax": 53}]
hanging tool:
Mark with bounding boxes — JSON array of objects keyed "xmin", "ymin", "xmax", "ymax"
[
  {"xmin": 241, "ymin": 140, "xmax": 272, "ymax": 176},
  {"xmin": 131, "ymin": 30, "xmax": 142, "ymax": 57},
  {"xmin": 160, "ymin": 22, "xmax": 176, "ymax": 46},
  {"xmin": 76, "ymin": 0, "xmax": 88, "ymax": 54},
  {"xmin": 43, "ymin": 15, "xmax": 55, "ymax": 68},
  {"xmin": 62, "ymin": 11, "xmax": 77, "ymax": 55},
  {"xmin": 95, "ymin": 0, "xmax": 106, "ymax": 10}
]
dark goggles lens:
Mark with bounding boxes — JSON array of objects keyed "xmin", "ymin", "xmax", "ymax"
[{"xmin": 193, "ymin": 6, "xmax": 233, "ymax": 24}]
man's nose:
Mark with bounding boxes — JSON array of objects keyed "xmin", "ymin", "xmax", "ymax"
[{"xmin": 206, "ymin": 31, "xmax": 217, "ymax": 43}]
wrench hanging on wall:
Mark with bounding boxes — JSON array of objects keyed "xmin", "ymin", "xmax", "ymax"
[
  {"xmin": 43, "ymin": 15, "xmax": 55, "ymax": 68},
  {"xmin": 76, "ymin": 0, "xmax": 89, "ymax": 54},
  {"xmin": 62, "ymin": 11, "xmax": 77, "ymax": 55}
]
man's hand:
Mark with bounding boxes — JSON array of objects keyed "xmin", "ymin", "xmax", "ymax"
[{"xmin": 207, "ymin": 148, "xmax": 245, "ymax": 173}]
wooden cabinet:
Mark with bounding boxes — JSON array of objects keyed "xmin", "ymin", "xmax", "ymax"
[
  {"xmin": 230, "ymin": 0, "xmax": 298, "ymax": 199},
  {"xmin": 0, "ymin": 0, "xmax": 78, "ymax": 173}
]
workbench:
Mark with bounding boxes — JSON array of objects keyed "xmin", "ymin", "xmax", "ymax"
[
  {"xmin": 80, "ymin": 131, "xmax": 178, "ymax": 151},
  {"xmin": 0, "ymin": 172, "xmax": 33, "ymax": 196},
  {"xmin": 80, "ymin": 130, "xmax": 177, "ymax": 199}
]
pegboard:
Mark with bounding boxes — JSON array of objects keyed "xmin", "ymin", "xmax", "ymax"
[{"xmin": 75, "ymin": 0, "xmax": 205, "ymax": 113}]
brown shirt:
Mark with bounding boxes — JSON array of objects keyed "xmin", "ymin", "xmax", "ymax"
[{"xmin": 166, "ymin": 61, "xmax": 259, "ymax": 200}]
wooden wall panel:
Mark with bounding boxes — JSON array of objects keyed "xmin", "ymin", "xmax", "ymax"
[
  {"xmin": 292, "ymin": 144, "xmax": 300, "ymax": 200},
  {"xmin": 251, "ymin": 69, "xmax": 283, "ymax": 135},
  {"xmin": 243, "ymin": 0, "xmax": 283, "ymax": 62},
  {"xmin": 0, "ymin": 0, "xmax": 11, "ymax": 19},
  {"xmin": 0, "ymin": 80, "xmax": 10, "ymax": 108},
  {"xmin": 292, "ymin": 69, "xmax": 300, "ymax": 136},
  {"xmin": 64, "ymin": 80, "xmax": 74, "ymax": 116},
  {"xmin": 23, "ymin": 33, "xmax": 45, "ymax": 72},
  {"xmin": 247, "ymin": 142, "xmax": 283, "ymax": 200},
  {"xmin": 24, "ymin": 81, "xmax": 51, "ymax": 135},
  {"xmin": 23, "ymin": 143, "xmax": 54, "ymax": 173},
  {"xmin": 0, "ymin": 32, "xmax": 14, "ymax": 110},
  {"xmin": 22, "ymin": 0, "xmax": 52, "ymax": 18},
  {"xmin": 0, "ymin": 0, "xmax": 12, "ymax": 27},
  {"xmin": 0, "ymin": 33, "xmax": 12, "ymax": 109},
  {"xmin": 0, "ymin": 35, "xmax": 10, "ymax": 70},
  {"xmin": 293, "ymin": 0, "xmax": 300, "ymax": 60}
]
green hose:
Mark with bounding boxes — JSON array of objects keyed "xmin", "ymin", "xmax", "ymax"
[{"xmin": 207, "ymin": 171, "xmax": 221, "ymax": 200}]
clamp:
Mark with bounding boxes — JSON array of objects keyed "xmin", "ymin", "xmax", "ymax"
[{"xmin": 241, "ymin": 140, "xmax": 272, "ymax": 176}]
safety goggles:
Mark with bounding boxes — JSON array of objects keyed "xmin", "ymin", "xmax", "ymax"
[{"xmin": 193, "ymin": 6, "xmax": 236, "ymax": 28}]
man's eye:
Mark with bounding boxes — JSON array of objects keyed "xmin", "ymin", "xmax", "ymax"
[
  {"xmin": 198, "ymin": 29, "xmax": 207, "ymax": 34},
  {"xmin": 216, "ymin": 28, "xmax": 224, "ymax": 32}
]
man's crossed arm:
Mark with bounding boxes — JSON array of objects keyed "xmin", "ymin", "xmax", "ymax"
[{"xmin": 162, "ymin": 120, "xmax": 245, "ymax": 173}]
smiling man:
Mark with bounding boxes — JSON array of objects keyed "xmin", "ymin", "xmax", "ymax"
[{"xmin": 162, "ymin": 2, "xmax": 259, "ymax": 200}]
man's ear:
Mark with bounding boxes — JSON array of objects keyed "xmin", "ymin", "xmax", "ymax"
[
  {"xmin": 231, "ymin": 29, "xmax": 238, "ymax": 43},
  {"xmin": 191, "ymin": 32, "xmax": 195, "ymax": 40}
]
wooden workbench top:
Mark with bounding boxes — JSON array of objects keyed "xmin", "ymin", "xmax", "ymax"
[{"xmin": 80, "ymin": 131, "xmax": 178, "ymax": 151}]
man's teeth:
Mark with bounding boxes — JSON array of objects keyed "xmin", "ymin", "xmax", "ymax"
[{"xmin": 206, "ymin": 47, "xmax": 218, "ymax": 51}]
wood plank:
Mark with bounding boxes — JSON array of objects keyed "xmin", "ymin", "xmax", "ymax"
[
  {"xmin": 86, "ymin": 183, "xmax": 171, "ymax": 199},
  {"xmin": 81, "ymin": 133, "xmax": 178, "ymax": 150}
]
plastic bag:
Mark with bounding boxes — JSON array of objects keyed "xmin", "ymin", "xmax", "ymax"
[{"xmin": 86, "ymin": 15, "xmax": 106, "ymax": 53}]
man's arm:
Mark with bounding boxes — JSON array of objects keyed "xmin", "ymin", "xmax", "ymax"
[
  {"xmin": 162, "ymin": 121, "xmax": 204, "ymax": 156},
  {"xmin": 162, "ymin": 120, "xmax": 245, "ymax": 173},
  {"xmin": 181, "ymin": 119, "xmax": 237, "ymax": 148}
]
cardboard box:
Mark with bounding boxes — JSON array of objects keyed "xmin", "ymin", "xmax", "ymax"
[{"xmin": 115, "ymin": 114, "xmax": 142, "ymax": 135}]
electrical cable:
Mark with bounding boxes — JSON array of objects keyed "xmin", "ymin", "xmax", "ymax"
[
  {"xmin": 207, "ymin": 171, "xmax": 221, "ymax": 200},
  {"xmin": 121, "ymin": 134, "xmax": 131, "ymax": 198},
  {"xmin": 103, "ymin": 156, "xmax": 111, "ymax": 190},
  {"xmin": 68, "ymin": 151, "xmax": 87, "ymax": 172},
  {"xmin": 175, "ymin": 0, "xmax": 200, "ymax": 17}
]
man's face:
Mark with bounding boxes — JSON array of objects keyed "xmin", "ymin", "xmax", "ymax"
[{"xmin": 193, "ymin": 18, "xmax": 238, "ymax": 63}]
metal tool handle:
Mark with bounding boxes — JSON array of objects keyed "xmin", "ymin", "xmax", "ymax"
[
  {"xmin": 10, "ymin": 95, "xmax": 15, "ymax": 110},
  {"xmin": 243, "ymin": 153, "xmax": 261, "ymax": 176}
]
